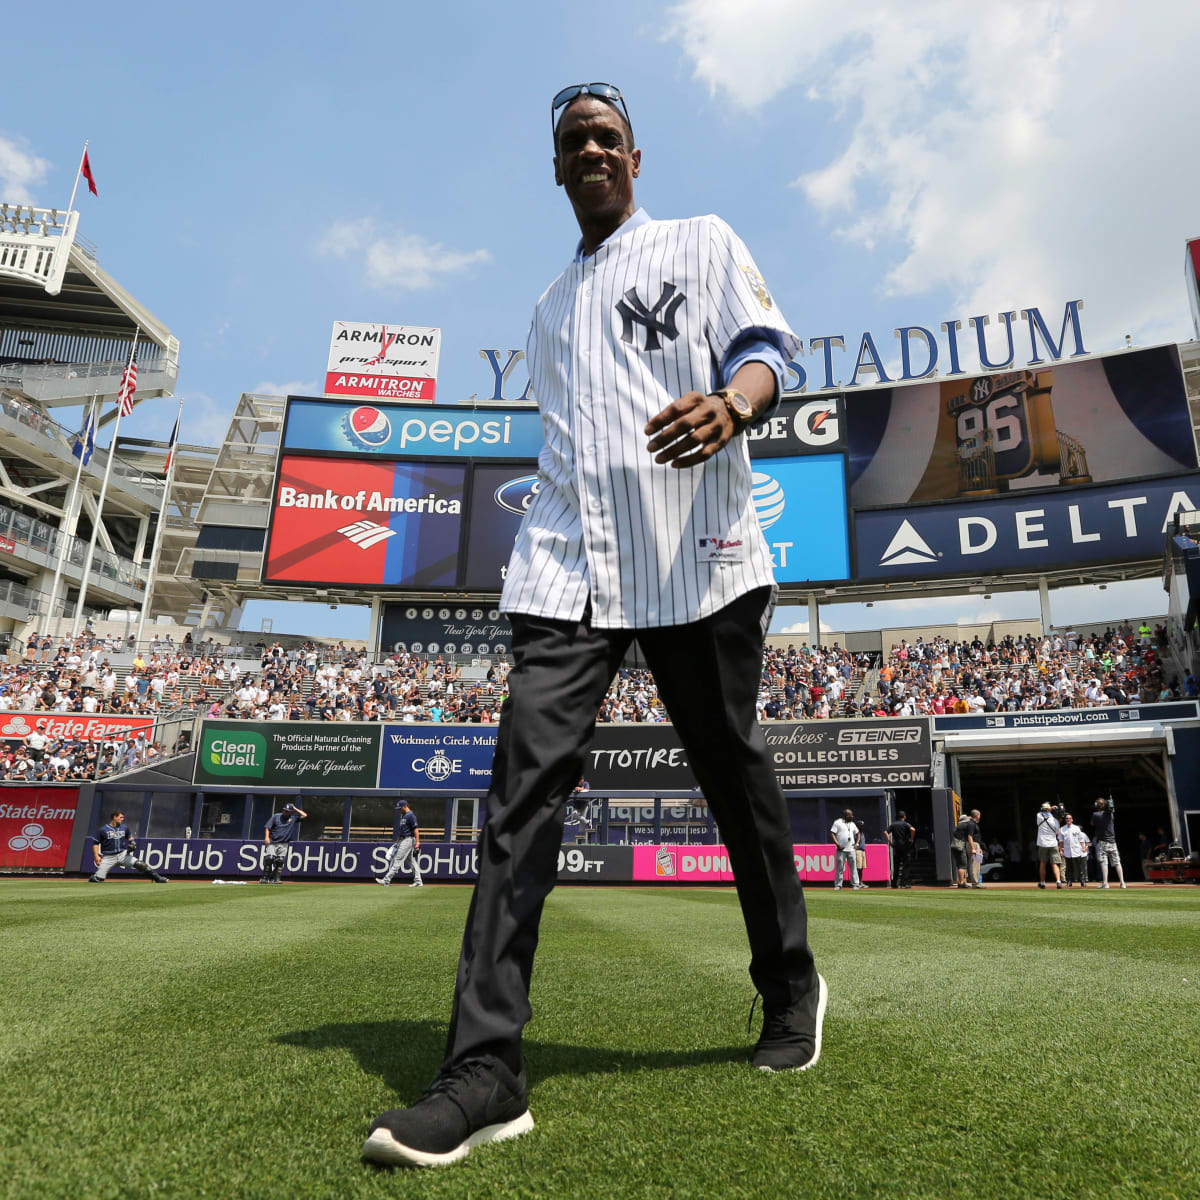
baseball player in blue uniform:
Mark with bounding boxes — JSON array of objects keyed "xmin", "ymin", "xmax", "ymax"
[
  {"xmin": 377, "ymin": 799, "xmax": 423, "ymax": 887},
  {"xmin": 89, "ymin": 811, "xmax": 168, "ymax": 883},
  {"xmin": 261, "ymin": 803, "xmax": 307, "ymax": 883}
]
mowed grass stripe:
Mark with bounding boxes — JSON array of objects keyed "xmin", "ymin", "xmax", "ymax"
[{"xmin": 1, "ymin": 883, "xmax": 1198, "ymax": 1199}]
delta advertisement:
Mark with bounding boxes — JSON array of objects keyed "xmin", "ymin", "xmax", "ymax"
[
  {"xmin": 379, "ymin": 603, "xmax": 512, "ymax": 655},
  {"xmin": 0, "ymin": 710, "xmax": 154, "ymax": 745},
  {"xmin": 0, "ymin": 787, "xmax": 79, "ymax": 869},
  {"xmin": 263, "ymin": 456, "xmax": 467, "ymax": 588},
  {"xmin": 854, "ymin": 471, "xmax": 1200, "ymax": 582},
  {"xmin": 282, "ymin": 397, "xmax": 545, "ymax": 458},
  {"xmin": 73, "ymin": 837, "xmax": 889, "ymax": 884},
  {"xmin": 848, "ymin": 345, "xmax": 1195, "ymax": 508},
  {"xmin": 193, "ymin": 722, "xmax": 382, "ymax": 788},
  {"xmin": 324, "ymin": 322, "xmax": 442, "ymax": 401}
]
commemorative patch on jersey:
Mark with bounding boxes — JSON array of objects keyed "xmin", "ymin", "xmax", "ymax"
[
  {"xmin": 739, "ymin": 264, "xmax": 773, "ymax": 310},
  {"xmin": 696, "ymin": 535, "xmax": 745, "ymax": 563}
]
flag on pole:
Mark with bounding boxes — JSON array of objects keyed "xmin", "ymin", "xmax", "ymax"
[
  {"xmin": 117, "ymin": 354, "xmax": 138, "ymax": 417},
  {"xmin": 72, "ymin": 406, "xmax": 96, "ymax": 466},
  {"xmin": 164, "ymin": 412, "xmax": 180, "ymax": 473},
  {"xmin": 80, "ymin": 150, "xmax": 98, "ymax": 196}
]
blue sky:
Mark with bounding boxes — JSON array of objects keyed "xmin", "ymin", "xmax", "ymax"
[{"xmin": 3, "ymin": 1, "xmax": 1199, "ymax": 641}]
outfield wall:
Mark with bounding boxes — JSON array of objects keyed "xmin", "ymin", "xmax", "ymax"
[{"xmin": 75, "ymin": 836, "xmax": 890, "ymax": 885}]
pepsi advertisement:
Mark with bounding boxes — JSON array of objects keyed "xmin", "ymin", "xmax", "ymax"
[{"xmin": 283, "ymin": 397, "xmax": 545, "ymax": 459}]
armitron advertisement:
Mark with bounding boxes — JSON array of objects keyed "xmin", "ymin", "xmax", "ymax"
[
  {"xmin": 325, "ymin": 321, "xmax": 441, "ymax": 401},
  {"xmin": 263, "ymin": 455, "xmax": 466, "ymax": 587},
  {"xmin": 849, "ymin": 345, "xmax": 1195, "ymax": 507},
  {"xmin": 0, "ymin": 786, "xmax": 78, "ymax": 870}
]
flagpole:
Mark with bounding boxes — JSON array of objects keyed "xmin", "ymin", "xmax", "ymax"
[
  {"xmin": 65, "ymin": 139, "xmax": 88, "ymax": 217},
  {"xmin": 45, "ymin": 394, "xmax": 97, "ymax": 633},
  {"xmin": 71, "ymin": 327, "xmax": 138, "ymax": 637},
  {"xmin": 134, "ymin": 397, "xmax": 183, "ymax": 646}
]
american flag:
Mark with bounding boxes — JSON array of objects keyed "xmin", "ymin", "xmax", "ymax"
[
  {"xmin": 164, "ymin": 413, "xmax": 180, "ymax": 473},
  {"xmin": 117, "ymin": 354, "xmax": 137, "ymax": 417}
]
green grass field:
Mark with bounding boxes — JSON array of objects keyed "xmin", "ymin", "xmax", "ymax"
[{"xmin": 2, "ymin": 881, "xmax": 1198, "ymax": 1200}]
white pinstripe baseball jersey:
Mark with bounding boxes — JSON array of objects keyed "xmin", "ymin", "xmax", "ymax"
[{"xmin": 500, "ymin": 211, "xmax": 801, "ymax": 629}]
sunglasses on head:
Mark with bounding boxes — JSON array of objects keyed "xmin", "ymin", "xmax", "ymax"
[{"xmin": 551, "ymin": 82, "xmax": 633, "ymax": 143}]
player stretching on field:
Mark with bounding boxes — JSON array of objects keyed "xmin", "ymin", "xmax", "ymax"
[
  {"xmin": 261, "ymin": 802, "xmax": 307, "ymax": 883},
  {"xmin": 377, "ymin": 799, "xmax": 423, "ymax": 887},
  {"xmin": 88, "ymin": 811, "xmax": 168, "ymax": 883},
  {"xmin": 363, "ymin": 82, "xmax": 825, "ymax": 1170}
]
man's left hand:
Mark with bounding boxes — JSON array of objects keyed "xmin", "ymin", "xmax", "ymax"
[{"xmin": 645, "ymin": 392, "xmax": 735, "ymax": 468}]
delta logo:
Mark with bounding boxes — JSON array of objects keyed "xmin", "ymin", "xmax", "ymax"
[
  {"xmin": 205, "ymin": 732, "xmax": 267, "ymax": 778},
  {"xmin": 342, "ymin": 406, "xmax": 392, "ymax": 450}
]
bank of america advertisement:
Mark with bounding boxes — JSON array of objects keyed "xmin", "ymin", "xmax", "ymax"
[
  {"xmin": 282, "ymin": 397, "xmax": 545, "ymax": 459},
  {"xmin": 325, "ymin": 321, "xmax": 442, "ymax": 401},
  {"xmin": 848, "ymin": 345, "xmax": 1195, "ymax": 508},
  {"xmin": 263, "ymin": 456, "xmax": 466, "ymax": 587},
  {"xmin": 855, "ymin": 471, "xmax": 1200, "ymax": 581}
]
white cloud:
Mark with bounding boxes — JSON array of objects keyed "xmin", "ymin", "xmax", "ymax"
[
  {"xmin": 319, "ymin": 219, "xmax": 491, "ymax": 290},
  {"xmin": 777, "ymin": 619, "xmax": 834, "ymax": 635},
  {"xmin": 666, "ymin": 1, "xmax": 1200, "ymax": 353},
  {"xmin": 250, "ymin": 378, "xmax": 318, "ymax": 398},
  {"xmin": 0, "ymin": 133, "xmax": 50, "ymax": 205}
]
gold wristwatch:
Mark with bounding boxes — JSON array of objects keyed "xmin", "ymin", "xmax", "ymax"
[{"xmin": 714, "ymin": 387, "xmax": 755, "ymax": 428}]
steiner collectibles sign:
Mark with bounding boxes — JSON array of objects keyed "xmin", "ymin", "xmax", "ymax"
[{"xmin": 193, "ymin": 722, "xmax": 381, "ymax": 788}]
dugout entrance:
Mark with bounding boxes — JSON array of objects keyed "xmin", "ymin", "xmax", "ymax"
[{"xmin": 949, "ymin": 744, "xmax": 1172, "ymax": 880}]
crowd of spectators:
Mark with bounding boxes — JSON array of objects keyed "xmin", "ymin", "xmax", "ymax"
[{"xmin": 861, "ymin": 620, "xmax": 1193, "ymax": 718}]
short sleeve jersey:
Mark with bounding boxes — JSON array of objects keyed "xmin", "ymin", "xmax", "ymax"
[
  {"xmin": 397, "ymin": 811, "xmax": 418, "ymax": 840},
  {"xmin": 266, "ymin": 812, "xmax": 300, "ymax": 844},
  {"xmin": 97, "ymin": 823, "xmax": 130, "ymax": 855},
  {"xmin": 501, "ymin": 211, "xmax": 801, "ymax": 629}
]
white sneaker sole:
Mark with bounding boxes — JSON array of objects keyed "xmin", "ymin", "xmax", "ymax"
[
  {"xmin": 361, "ymin": 1110, "xmax": 534, "ymax": 1168},
  {"xmin": 758, "ymin": 972, "xmax": 828, "ymax": 1074}
]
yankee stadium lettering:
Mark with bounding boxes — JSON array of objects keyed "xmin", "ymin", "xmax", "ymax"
[{"xmin": 616, "ymin": 283, "xmax": 685, "ymax": 350}]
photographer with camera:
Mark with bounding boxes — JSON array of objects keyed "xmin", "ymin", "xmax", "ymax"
[
  {"xmin": 1090, "ymin": 797, "xmax": 1127, "ymax": 889},
  {"xmin": 1035, "ymin": 802, "xmax": 1064, "ymax": 890}
]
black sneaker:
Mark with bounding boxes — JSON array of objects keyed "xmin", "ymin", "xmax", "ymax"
[
  {"xmin": 362, "ymin": 1056, "xmax": 533, "ymax": 1168},
  {"xmin": 87, "ymin": 875, "xmax": 104, "ymax": 883},
  {"xmin": 152, "ymin": 873, "xmax": 168, "ymax": 883},
  {"xmin": 750, "ymin": 974, "xmax": 828, "ymax": 1073}
]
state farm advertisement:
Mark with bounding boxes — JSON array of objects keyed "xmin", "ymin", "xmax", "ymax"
[
  {"xmin": 633, "ymin": 843, "xmax": 889, "ymax": 884},
  {"xmin": 0, "ymin": 710, "xmax": 153, "ymax": 744},
  {"xmin": 0, "ymin": 786, "xmax": 79, "ymax": 869},
  {"xmin": 325, "ymin": 321, "xmax": 441, "ymax": 401},
  {"xmin": 263, "ymin": 455, "xmax": 466, "ymax": 588}
]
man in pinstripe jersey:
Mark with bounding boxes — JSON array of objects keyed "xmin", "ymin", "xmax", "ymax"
[{"xmin": 364, "ymin": 84, "xmax": 826, "ymax": 1169}]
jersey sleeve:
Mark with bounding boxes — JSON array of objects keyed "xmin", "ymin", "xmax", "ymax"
[{"xmin": 703, "ymin": 216, "xmax": 801, "ymax": 382}]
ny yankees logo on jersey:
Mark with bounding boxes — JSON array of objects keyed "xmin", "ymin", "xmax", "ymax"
[{"xmin": 615, "ymin": 283, "xmax": 685, "ymax": 350}]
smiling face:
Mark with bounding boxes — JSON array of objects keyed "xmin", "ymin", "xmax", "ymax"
[{"xmin": 554, "ymin": 97, "xmax": 640, "ymax": 251}]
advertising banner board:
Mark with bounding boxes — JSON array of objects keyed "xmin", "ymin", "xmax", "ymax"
[
  {"xmin": 751, "ymin": 454, "xmax": 850, "ymax": 583},
  {"xmin": 193, "ymin": 722, "xmax": 382, "ymax": 788},
  {"xmin": 381, "ymin": 725, "xmax": 497, "ymax": 790},
  {"xmin": 379, "ymin": 603, "xmax": 512, "ymax": 655},
  {"xmin": 0, "ymin": 710, "xmax": 153, "ymax": 745},
  {"xmin": 283, "ymin": 397, "xmax": 545, "ymax": 459},
  {"xmin": 325, "ymin": 322, "xmax": 441, "ymax": 401},
  {"xmin": 854, "ymin": 472, "xmax": 1200, "ymax": 581},
  {"xmin": 1, "ymin": 787, "xmax": 78, "ymax": 869},
  {"xmin": 631, "ymin": 843, "xmax": 888, "ymax": 883},
  {"xmin": 934, "ymin": 701, "xmax": 1199, "ymax": 732},
  {"xmin": 848, "ymin": 345, "xmax": 1195, "ymax": 508},
  {"xmin": 78, "ymin": 837, "xmax": 632, "ymax": 883},
  {"xmin": 743, "ymin": 397, "xmax": 847, "ymax": 457},
  {"xmin": 263, "ymin": 456, "xmax": 466, "ymax": 588}
]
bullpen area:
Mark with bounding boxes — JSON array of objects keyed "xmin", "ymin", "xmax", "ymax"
[{"xmin": 2, "ymin": 881, "xmax": 1198, "ymax": 1199}]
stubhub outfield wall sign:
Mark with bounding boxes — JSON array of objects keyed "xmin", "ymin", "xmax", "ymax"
[
  {"xmin": 855, "ymin": 472, "xmax": 1200, "ymax": 581},
  {"xmin": 74, "ymin": 839, "xmax": 886, "ymax": 884}
]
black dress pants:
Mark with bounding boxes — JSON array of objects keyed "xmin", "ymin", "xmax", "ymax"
[
  {"xmin": 891, "ymin": 847, "xmax": 911, "ymax": 887},
  {"xmin": 443, "ymin": 587, "xmax": 816, "ymax": 1074}
]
